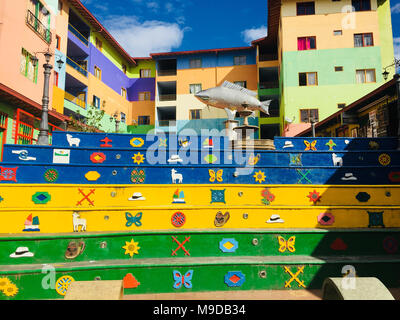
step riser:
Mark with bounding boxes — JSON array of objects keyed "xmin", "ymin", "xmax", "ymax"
[
  {"xmin": 1, "ymin": 262, "xmax": 399, "ymax": 300},
  {"xmin": 0, "ymin": 164, "xmax": 399, "ymax": 184},
  {"xmin": 1, "ymin": 231, "xmax": 399, "ymax": 265},
  {"xmin": 0, "ymin": 208, "xmax": 397, "ymax": 233},
  {"xmin": 3, "ymin": 144, "xmax": 400, "ymax": 167},
  {"xmin": 1, "ymin": 185, "xmax": 399, "ymax": 207}
]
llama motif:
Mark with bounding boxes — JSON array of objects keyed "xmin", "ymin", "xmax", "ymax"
[
  {"xmin": 332, "ymin": 153, "xmax": 343, "ymax": 167},
  {"xmin": 66, "ymin": 134, "xmax": 81, "ymax": 147},
  {"xmin": 72, "ymin": 212, "xmax": 86, "ymax": 232},
  {"xmin": 171, "ymin": 169, "xmax": 183, "ymax": 184}
]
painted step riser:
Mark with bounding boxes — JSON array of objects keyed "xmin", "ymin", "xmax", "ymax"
[
  {"xmin": 0, "ymin": 164, "xmax": 399, "ymax": 185},
  {"xmin": 50, "ymin": 132, "xmax": 399, "ymax": 151},
  {"xmin": 3, "ymin": 144, "xmax": 400, "ymax": 167},
  {"xmin": 1, "ymin": 261, "xmax": 399, "ymax": 300},
  {"xmin": 0, "ymin": 207, "xmax": 397, "ymax": 233},
  {"xmin": 2, "ymin": 185, "xmax": 399, "ymax": 208},
  {"xmin": 1, "ymin": 231, "xmax": 400, "ymax": 266}
]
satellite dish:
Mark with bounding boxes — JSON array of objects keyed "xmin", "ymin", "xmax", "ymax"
[{"xmin": 285, "ymin": 116, "xmax": 295, "ymax": 123}]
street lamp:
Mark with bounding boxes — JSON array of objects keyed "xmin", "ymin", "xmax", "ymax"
[
  {"xmin": 31, "ymin": 49, "xmax": 64, "ymax": 145},
  {"xmin": 382, "ymin": 58, "xmax": 400, "ymax": 81}
]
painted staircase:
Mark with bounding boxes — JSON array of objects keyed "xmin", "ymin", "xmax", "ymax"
[{"xmin": 0, "ymin": 132, "xmax": 399, "ymax": 299}]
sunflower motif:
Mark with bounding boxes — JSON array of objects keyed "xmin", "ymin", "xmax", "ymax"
[
  {"xmin": 132, "ymin": 152, "xmax": 145, "ymax": 165},
  {"xmin": 122, "ymin": 239, "xmax": 141, "ymax": 257},
  {"xmin": 253, "ymin": 170, "xmax": 266, "ymax": 184},
  {"xmin": 0, "ymin": 277, "xmax": 11, "ymax": 290},
  {"xmin": 379, "ymin": 154, "xmax": 391, "ymax": 166},
  {"xmin": 3, "ymin": 283, "xmax": 18, "ymax": 297}
]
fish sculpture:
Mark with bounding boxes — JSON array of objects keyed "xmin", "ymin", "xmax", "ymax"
[{"xmin": 195, "ymin": 81, "xmax": 271, "ymax": 120}]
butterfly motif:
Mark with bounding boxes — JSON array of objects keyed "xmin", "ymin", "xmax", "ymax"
[
  {"xmin": 304, "ymin": 140, "xmax": 317, "ymax": 151},
  {"xmin": 173, "ymin": 270, "xmax": 193, "ymax": 289},
  {"xmin": 278, "ymin": 236, "xmax": 296, "ymax": 253},
  {"xmin": 209, "ymin": 169, "xmax": 223, "ymax": 183},
  {"xmin": 125, "ymin": 212, "xmax": 143, "ymax": 227},
  {"xmin": 248, "ymin": 154, "xmax": 261, "ymax": 165}
]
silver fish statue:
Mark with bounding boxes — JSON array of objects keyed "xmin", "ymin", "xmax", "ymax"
[{"xmin": 195, "ymin": 81, "xmax": 271, "ymax": 120}]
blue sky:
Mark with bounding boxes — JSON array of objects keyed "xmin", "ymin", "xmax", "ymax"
[{"xmin": 81, "ymin": 0, "xmax": 399, "ymax": 62}]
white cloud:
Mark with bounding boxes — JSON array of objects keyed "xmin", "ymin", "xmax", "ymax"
[
  {"xmin": 241, "ymin": 26, "xmax": 268, "ymax": 44},
  {"xmin": 103, "ymin": 16, "xmax": 185, "ymax": 57},
  {"xmin": 394, "ymin": 37, "xmax": 400, "ymax": 60},
  {"xmin": 391, "ymin": 3, "xmax": 400, "ymax": 13}
]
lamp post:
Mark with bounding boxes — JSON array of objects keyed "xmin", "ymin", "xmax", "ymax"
[
  {"xmin": 31, "ymin": 49, "xmax": 64, "ymax": 145},
  {"xmin": 310, "ymin": 117, "xmax": 317, "ymax": 137},
  {"xmin": 382, "ymin": 58, "xmax": 400, "ymax": 81}
]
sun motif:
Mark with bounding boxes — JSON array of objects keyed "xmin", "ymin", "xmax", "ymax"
[
  {"xmin": 122, "ymin": 239, "xmax": 141, "ymax": 257},
  {"xmin": 55, "ymin": 275, "xmax": 75, "ymax": 296},
  {"xmin": 132, "ymin": 152, "xmax": 145, "ymax": 165},
  {"xmin": 0, "ymin": 277, "xmax": 11, "ymax": 290},
  {"xmin": 253, "ymin": 170, "xmax": 266, "ymax": 184},
  {"xmin": 379, "ymin": 153, "xmax": 391, "ymax": 166},
  {"xmin": 3, "ymin": 283, "xmax": 18, "ymax": 297}
]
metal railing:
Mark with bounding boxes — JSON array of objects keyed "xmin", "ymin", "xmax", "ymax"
[
  {"xmin": 65, "ymin": 91, "xmax": 86, "ymax": 109},
  {"xmin": 68, "ymin": 23, "xmax": 89, "ymax": 46},
  {"xmin": 158, "ymin": 70, "xmax": 177, "ymax": 76},
  {"xmin": 259, "ymin": 53, "xmax": 278, "ymax": 62},
  {"xmin": 158, "ymin": 94, "xmax": 176, "ymax": 101},
  {"xmin": 259, "ymin": 81, "xmax": 279, "ymax": 89},
  {"xmin": 66, "ymin": 57, "xmax": 88, "ymax": 77},
  {"xmin": 26, "ymin": 10, "xmax": 52, "ymax": 44}
]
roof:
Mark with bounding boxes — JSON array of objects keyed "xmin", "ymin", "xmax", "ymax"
[
  {"xmin": 295, "ymin": 75, "xmax": 399, "ymax": 136},
  {"xmin": 150, "ymin": 46, "xmax": 255, "ymax": 58},
  {"xmin": 253, "ymin": 0, "xmax": 281, "ymax": 49},
  {"xmin": 0, "ymin": 83, "xmax": 70, "ymax": 125},
  {"xmin": 67, "ymin": 0, "xmax": 136, "ymax": 65}
]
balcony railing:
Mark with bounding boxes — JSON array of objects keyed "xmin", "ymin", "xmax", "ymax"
[
  {"xmin": 159, "ymin": 94, "xmax": 177, "ymax": 102},
  {"xmin": 26, "ymin": 10, "xmax": 52, "ymax": 44},
  {"xmin": 259, "ymin": 53, "xmax": 278, "ymax": 62},
  {"xmin": 68, "ymin": 23, "xmax": 89, "ymax": 46},
  {"xmin": 65, "ymin": 91, "xmax": 86, "ymax": 109},
  {"xmin": 66, "ymin": 57, "xmax": 88, "ymax": 77},
  {"xmin": 158, "ymin": 70, "xmax": 177, "ymax": 76},
  {"xmin": 259, "ymin": 81, "xmax": 279, "ymax": 89},
  {"xmin": 158, "ymin": 120, "xmax": 176, "ymax": 127}
]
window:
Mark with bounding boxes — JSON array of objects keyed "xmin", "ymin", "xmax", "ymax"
[
  {"xmin": 93, "ymin": 95, "xmax": 101, "ymax": 109},
  {"xmin": 138, "ymin": 116, "xmax": 150, "ymax": 125},
  {"xmin": 234, "ymin": 56, "xmax": 246, "ymax": 65},
  {"xmin": 333, "ymin": 30, "xmax": 342, "ymax": 36},
  {"xmin": 95, "ymin": 38, "xmax": 102, "ymax": 51},
  {"xmin": 56, "ymin": 35, "xmax": 61, "ymax": 50},
  {"xmin": 297, "ymin": 2, "xmax": 315, "ymax": 15},
  {"xmin": 120, "ymin": 112, "xmax": 126, "ymax": 123},
  {"xmin": 351, "ymin": 0, "xmax": 371, "ymax": 11},
  {"xmin": 140, "ymin": 69, "xmax": 151, "ymax": 78},
  {"xmin": 335, "ymin": 66, "xmax": 344, "ymax": 72},
  {"xmin": 297, "ymin": 36, "xmax": 316, "ymax": 50},
  {"xmin": 356, "ymin": 69, "xmax": 376, "ymax": 83},
  {"xmin": 189, "ymin": 84, "xmax": 202, "ymax": 94},
  {"xmin": 189, "ymin": 109, "xmax": 201, "ymax": 120},
  {"xmin": 299, "ymin": 72, "xmax": 318, "ymax": 86},
  {"xmin": 354, "ymin": 33, "xmax": 373, "ymax": 47},
  {"xmin": 20, "ymin": 48, "xmax": 38, "ymax": 83},
  {"xmin": 300, "ymin": 109, "xmax": 319, "ymax": 123},
  {"xmin": 94, "ymin": 66, "xmax": 101, "ymax": 80},
  {"xmin": 121, "ymin": 87, "xmax": 127, "ymax": 99},
  {"xmin": 138, "ymin": 92, "xmax": 151, "ymax": 101},
  {"xmin": 234, "ymin": 81, "xmax": 247, "ymax": 88},
  {"xmin": 338, "ymin": 103, "xmax": 346, "ymax": 108},
  {"xmin": 54, "ymin": 71, "xmax": 59, "ymax": 86},
  {"xmin": 189, "ymin": 58, "xmax": 202, "ymax": 69},
  {"xmin": 122, "ymin": 64, "xmax": 127, "ymax": 74}
]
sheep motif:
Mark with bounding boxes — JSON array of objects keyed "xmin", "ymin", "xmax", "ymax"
[
  {"xmin": 171, "ymin": 169, "xmax": 183, "ymax": 184},
  {"xmin": 72, "ymin": 212, "xmax": 86, "ymax": 232},
  {"xmin": 66, "ymin": 134, "xmax": 81, "ymax": 147},
  {"xmin": 332, "ymin": 153, "xmax": 343, "ymax": 167}
]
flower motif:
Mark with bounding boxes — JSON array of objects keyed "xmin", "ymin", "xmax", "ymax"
[
  {"xmin": 307, "ymin": 190, "xmax": 321, "ymax": 204},
  {"xmin": 253, "ymin": 170, "xmax": 266, "ymax": 184},
  {"xmin": 122, "ymin": 239, "xmax": 141, "ymax": 257},
  {"xmin": 132, "ymin": 152, "xmax": 145, "ymax": 165},
  {"xmin": 261, "ymin": 188, "xmax": 275, "ymax": 205},
  {"xmin": 379, "ymin": 154, "xmax": 391, "ymax": 166},
  {"xmin": 3, "ymin": 283, "xmax": 18, "ymax": 297}
]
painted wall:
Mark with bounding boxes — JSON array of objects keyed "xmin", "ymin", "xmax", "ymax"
[{"xmin": 377, "ymin": 0, "xmax": 395, "ymax": 81}]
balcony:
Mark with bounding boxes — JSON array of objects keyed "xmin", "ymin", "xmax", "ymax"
[
  {"xmin": 159, "ymin": 94, "xmax": 177, "ymax": 102},
  {"xmin": 158, "ymin": 70, "xmax": 177, "ymax": 76},
  {"xmin": 65, "ymin": 91, "xmax": 86, "ymax": 109},
  {"xmin": 26, "ymin": 10, "xmax": 51, "ymax": 44},
  {"xmin": 68, "ymin": 23, "xmax": 89, "ymax": 46},
  {"xmin": 259, "ymin": 81, "xmax": 279, "ymax": 90},
  {"xmin": 259, "ymin": 53, "xmax": 278, "ymax": 62},
  {"xmin": 66, "ymin": 57, "xmax": 88, "ymax": 77}
]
